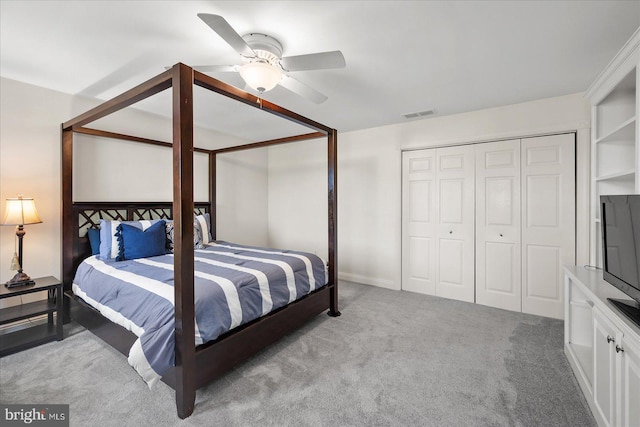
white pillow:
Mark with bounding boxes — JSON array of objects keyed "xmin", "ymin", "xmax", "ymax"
[{"xmin": 195, "ymin": 213, "xmax": 213, "ymax": 245}]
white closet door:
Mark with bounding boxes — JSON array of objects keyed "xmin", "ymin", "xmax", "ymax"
[
  {"xmin": 402, "ymin": 150, "xmax": 437, "ymax": 295},
  {"xmin": 475, "ymin": 139, "xmax": 521, "ymax": 311},
  {"xmin": 521, "ymin": 134, "xmax": 576, "ymax": 319},
  {"xmin": 435, "ymin": 145, "xmax": 475, "ymax": 303}
]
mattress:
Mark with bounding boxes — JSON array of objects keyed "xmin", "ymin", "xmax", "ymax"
[{"xmin": 72, "ymin": 241, "xmax": 328, "ymax": 386}]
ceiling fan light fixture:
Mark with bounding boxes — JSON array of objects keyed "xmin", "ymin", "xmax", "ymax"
[{"xmin": 239, "ymin": 61, "xmax": 282, "ymax": 93}]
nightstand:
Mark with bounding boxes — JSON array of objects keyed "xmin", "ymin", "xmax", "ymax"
[{"xmin": 0, "ymin": 276, "xmax": 63, "ymax": 356}]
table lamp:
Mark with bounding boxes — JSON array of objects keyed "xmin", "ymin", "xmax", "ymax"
[{"xmin": 2, "ymin": 196, "xmax": 42, "ymax": 288}]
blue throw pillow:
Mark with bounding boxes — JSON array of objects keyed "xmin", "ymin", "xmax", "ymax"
[
  {"xmin": 99, "ymin": 219, "xmax": 164, "ymax": 260},
  {"xmin": 115, "ymin": 220, "xmax": 167, "ymax": 261},
  {"xmin": 87, "ymin": 228, "xmax": 101, "ymax": 256}
]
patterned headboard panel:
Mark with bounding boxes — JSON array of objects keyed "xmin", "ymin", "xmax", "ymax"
[{"xmin": 71, "ymin": 202, "xmax": 211, "ymax": 273}]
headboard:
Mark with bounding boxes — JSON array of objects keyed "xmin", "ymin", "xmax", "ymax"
[{"xmin": 68, "ymin": 202, "xmax": 211, "ymax": 290}]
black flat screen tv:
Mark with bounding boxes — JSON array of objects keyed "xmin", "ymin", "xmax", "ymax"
[{"xmin": 601, "ymin": 194, "xmax": 640, "ymax": 328}]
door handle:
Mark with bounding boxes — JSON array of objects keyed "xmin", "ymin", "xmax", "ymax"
[
  {"xmin": 616, "ymin": 345, "xmax": 624, "ymax": 353},
  {"xmin": 607, "ymin": 335, "xmax": 615, "ymax": 344}
]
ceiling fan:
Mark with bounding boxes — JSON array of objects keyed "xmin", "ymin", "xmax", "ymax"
[{"xmin": 193, "ymin": 13, "xmax": 346, "ymax": 104}]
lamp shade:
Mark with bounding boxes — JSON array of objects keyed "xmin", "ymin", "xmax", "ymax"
[
  {"xmin": 1, "ymin": 197, "xmax": 43, "ymax": 226},
  {"xmin": 239, "ymin": 61, "xmax": 282, "ymax": 93}
]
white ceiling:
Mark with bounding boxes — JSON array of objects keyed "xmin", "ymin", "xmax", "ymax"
[{"xmin": 1, "ymin": 1, "xmax": 639, "ymax": 141}]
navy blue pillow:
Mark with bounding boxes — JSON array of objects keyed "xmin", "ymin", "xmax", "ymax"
[
  {"xmin": 115, "ymin": 220, "xmax": 167, "ymax": 261},
  {"xmin": 87, "ymin": 228, "xmax": 101, "ymax": 256}
]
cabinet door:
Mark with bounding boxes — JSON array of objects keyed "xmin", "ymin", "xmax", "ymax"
[
  {"xmin": 521, "ymin": 134, "xmax": 575, "ymax": 319},
  {"xmin": 593, "ymin": 308, "xmax": 620, "ymax": 427},
  {"xmin": 620, "ymin": 334, "xmax": 640, "ymax": 427},
  {"xmin": 435, "ymin": 145, "xmax": 475, "ymax": 303},
  {"xmin": 475, "ymin": 139, "xmax": 521, "ymax": 311},
  {"xmin": 402, "ymin": 149, "xmax": 437, "ymax": 295}
]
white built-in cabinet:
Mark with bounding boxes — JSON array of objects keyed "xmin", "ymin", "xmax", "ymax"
[
  {"xmin": 402, "ymin": 133, "xmax": 576, "ymax": 318},
  {"xmin": 564, "ymin": 266, "xmax": 640, "ymax": 427},
  {"xmin": 587, "ymin": 28, "xmax": 640, "ymax": 267},
  {"xmin": 565, "ymin": 28, "xmax": 640, "ymax": 427}
]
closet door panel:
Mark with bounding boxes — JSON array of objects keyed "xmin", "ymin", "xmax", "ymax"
[
  {"xmin": 438, "ymin": 240, "xmax": 463, "ymax": 284},
  {"xmin": 435, "ymin": 145, "xmax": 475, "ymax": 303},
  {"xmin": 475, "ymin": 140, "xmax": 521, "ymax": 311},
  {"xmin": 484, "ymin": 242, "xmax": 517, "ymax": 293},
  {"xmin": 525, "ymin": 245, "xmax": 561, "ymax": 299},
  {"xmin": 402, "ymin": 150, "xmax": 437, "ymax": 294},
  {"xmin": 439, "ymin": 179, "xmax": 464, "ymax": 223},
  {"xmin": 521, "ymin": 134, "xmax": 576, "ymax": 319}
]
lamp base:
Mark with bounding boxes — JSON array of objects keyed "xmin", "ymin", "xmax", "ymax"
[{"xmin": 5, "ymin": 271, "xmax": 35, "ymax": 288}]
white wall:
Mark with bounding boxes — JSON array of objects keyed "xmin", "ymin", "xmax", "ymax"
[
  {"xmin": 1, "ymin": 78, "xmax": 64, "ymax": 285},
  {"xmin": 267, "ymin": 139, "xmax": 327, "ymax": 257},
  {"xmin": 73, "ymin": 136, "xmax": 269, "ymax": 247},
  {"xmin": 267, "ymin": 92, "xmax": 591, "ymax": 290},
  {"xmin": 216, "ymin": 149, "xmax": 268, "ymax": 246},
  {"xmin": 0, "ymin": 77, "xmax": 269, "ymax": 288},
  {"xmin": 73, "ymin": 132, "xmax": 212, "ymax": 202}
]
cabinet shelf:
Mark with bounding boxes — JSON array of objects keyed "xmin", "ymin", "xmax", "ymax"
[
  {"xmin": 0, "ymin": 299, "xmax": 56, "ymax": 325},
  {"xmin": 569, "ymin": 342, "xmax": 594, "ymax": 385},
  {"xmin": 595, "ymin": 169, "xmax": 635, "ymax": 181},
  {"xmin": 595, "ymin": 116, "xmax": 636, "ymax": 144},
  {"xmin": 570, "ymin": 299, "xmax": 593, "ymax": 310},
  {"xmin": 0, "ymin": 323, "xmax": 57, "ymax": 356}
]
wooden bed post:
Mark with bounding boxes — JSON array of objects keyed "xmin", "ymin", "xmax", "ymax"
[
  {"xmin": 61, "ymin": 126, "xmax": 74, "ymax": 322},
  {"xmin": 172, "ymin": 63, "xmax": 196, "ymax": 419},
  {"xmin": 328, "ymin": 129, "xmax": 340, "ymax": 317},
  {"xmin": 209, "ymin": 151, "xmax": 216, "ymax": 240}
]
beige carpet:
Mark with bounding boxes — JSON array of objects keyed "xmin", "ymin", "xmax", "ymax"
[{"xmin": 0, "ymin": 281, "xmax": 596, "ymax": 427}]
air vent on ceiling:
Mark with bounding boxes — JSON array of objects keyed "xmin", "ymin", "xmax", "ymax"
[{"xmin": 402, "ymin": 109, "xmax": 436, "ymax": 119}]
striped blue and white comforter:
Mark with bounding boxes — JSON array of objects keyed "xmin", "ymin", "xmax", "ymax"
[{"xmin": 72, "ymin": 241, "xmax": 328, "ymax": 386}]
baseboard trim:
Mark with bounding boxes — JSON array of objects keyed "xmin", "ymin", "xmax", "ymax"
[{"xmin": 338, "ymin": 272, "xmax": 399, "ymax": 290}]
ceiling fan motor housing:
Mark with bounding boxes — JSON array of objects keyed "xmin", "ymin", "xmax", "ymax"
[{"xmin": 243, "ymin": 33, "xmax": 283, "ymax": 63}]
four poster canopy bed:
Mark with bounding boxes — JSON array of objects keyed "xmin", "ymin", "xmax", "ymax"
[{"xmin": 61, "ymin": 63, "xmax": 339, "ymax": 419}]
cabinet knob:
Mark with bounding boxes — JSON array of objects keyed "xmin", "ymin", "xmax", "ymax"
[
  {"xmin": 449, "ymin": 230, "xmax": 453, "ymax": 234},
  {"xmin": 607, "ymin": 335, "xmax": 615, "ymax": 343},
  {"xmin": 499, "ymin": 233, "xmax": 503, "ymax": 237},
  {"xmin": 616, "ymin": 345, "xmax": 624, "ymax": 353}
]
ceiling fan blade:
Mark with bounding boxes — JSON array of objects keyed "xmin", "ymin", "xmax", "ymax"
[
  {"xmin": 280, "ymin": 51, "xmax": 346, "ymax": 72},
  {"xmin": 192, "ymin": 65, "xmax": 238, "ymax": 73},
  {"xmin": 197, "ymin": 13, "xmax": 255, "ymax": 58},
  {"xmin": 278, "ymin": 75, "xmax": 328, "ymax": 104}
]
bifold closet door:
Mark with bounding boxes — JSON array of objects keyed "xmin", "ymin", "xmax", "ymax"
[
  {"xmin": 401, "ymin": 146, "xmax": 475, "ymax": 302},
  {"xmin": 475, "ymin": 140, "xmax": 521, "ymax": 312},
  {"xmin": 435, "ymin": 145, "xmax": 475, "ymax": 303},
  {"xmin": 403, "ymin": 134, "xmax": 575, "ymax": 317},
  {"xmin": 402, "ymin": 150, "xmax": 437, "ymax": 294},
  {"xmin": 521, "ymin": 134, "xmax": 575, "ymax": 319}
]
